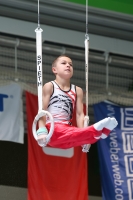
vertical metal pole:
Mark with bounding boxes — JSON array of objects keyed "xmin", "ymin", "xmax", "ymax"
[
  {"xmin": 105, "ymin": 52, "xmax": 110, "ymax": 91},
  {"xmin": 15, "ymin": 39, "xmax": 19, "ymax": 74},
  {"xmin": 106, "ymin": 61, "xmax": 109, "ymax": 91},
  {"xmin": 15, "ymin": 45, "xmax": 17, "ymax": 73}
]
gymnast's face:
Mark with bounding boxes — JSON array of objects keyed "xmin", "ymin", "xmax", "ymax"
[{"xmin": 52, "ymin": 56, "xmax": 73, "ymax": 79}]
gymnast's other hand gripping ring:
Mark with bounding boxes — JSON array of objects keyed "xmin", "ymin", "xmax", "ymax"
[
  {"xmin": 82, "ymin": 116, "xmax": 91, "ymax": 153},
  {"xmin": 32, "ymin": 110, "xmax": 54, "ymax": 146}
]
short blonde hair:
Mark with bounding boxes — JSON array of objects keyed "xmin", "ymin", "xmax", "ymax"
[{"xmin": 52, "ymin": 54, "xmax": 71, "ymax": 68}]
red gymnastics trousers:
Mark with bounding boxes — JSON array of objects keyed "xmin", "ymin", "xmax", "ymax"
[{"xmin": 45, "ymin": 117, "xmax": 118, "ymax": 149}]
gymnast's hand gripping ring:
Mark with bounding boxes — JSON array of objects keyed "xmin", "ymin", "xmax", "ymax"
[{"xmin": 32, "ymin": 110, "xmax": 54, "ymax": 146}]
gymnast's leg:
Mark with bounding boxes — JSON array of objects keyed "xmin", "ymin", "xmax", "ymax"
[{"xmin": 47, "ymin": 117, "xmax": 118, "ymax": 149}]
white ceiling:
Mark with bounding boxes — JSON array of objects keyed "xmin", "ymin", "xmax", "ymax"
[{"xmin": 0, "ymin": 0, "xmax": 133, "ymax": 41}]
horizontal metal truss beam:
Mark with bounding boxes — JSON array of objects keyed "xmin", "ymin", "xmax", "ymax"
[{"xmin": 0, "ymin": 16, "xmax": 133, "ymax": 58}]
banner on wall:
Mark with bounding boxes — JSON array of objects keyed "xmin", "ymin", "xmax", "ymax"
[
  {"xmin": 0, "ymin": 83, "xmax": 24, "ymax": 143},
  {"xmin": 93, "ymin": 101, "xmax": 133, "ymax": 200},
  {"xmin": 26, "ymin": 91, "xmax": 88, "ymax": 200}
]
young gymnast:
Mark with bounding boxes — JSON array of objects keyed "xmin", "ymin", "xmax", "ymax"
[{"xmin": 37, "ymin": 55, "xmax": 118, "ymax": 150}]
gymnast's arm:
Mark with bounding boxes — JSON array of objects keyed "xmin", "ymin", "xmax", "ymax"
[
  {"xmin": 38, "ymin": 82, "xmax": 53, "ymax": 128},
  {"xmin": 76, "ymin": 86, "xmax": 85, "ymax": 128}
]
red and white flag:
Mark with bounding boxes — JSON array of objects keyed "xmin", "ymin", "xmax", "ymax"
[{"xmin": 26, "ymin": 91, "xmax": 88, "ymax": 200}]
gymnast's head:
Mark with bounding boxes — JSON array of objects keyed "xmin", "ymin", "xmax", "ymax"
[{"xmin": 52, "ymin": 55, "xmax": 73, "ymax": 78}]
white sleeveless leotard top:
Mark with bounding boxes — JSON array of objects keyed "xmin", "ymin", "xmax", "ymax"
[{"xmin": 46, "ymin": 81, "xmax": 76, "ymax": 125}]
